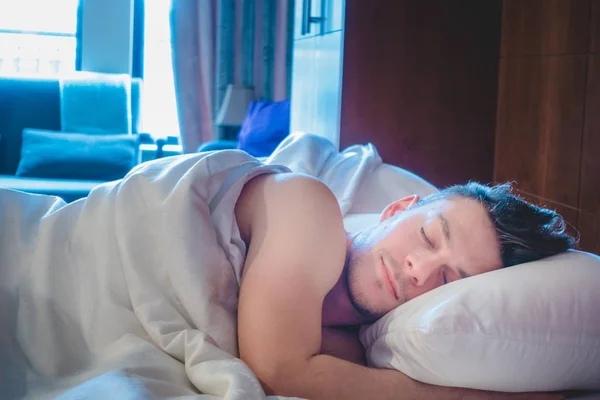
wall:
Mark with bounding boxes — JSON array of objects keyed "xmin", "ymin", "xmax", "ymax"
[
  {"xmin": 339, "ymin": 0, "xmax": 503, "ymax": 188},
  {"xmin": 494, "ymin": 0, "xmax": 600, "ymax": 253},
  {"xmin": 80, "ymin": 0, "xmax": 134, "ymax": 74}
]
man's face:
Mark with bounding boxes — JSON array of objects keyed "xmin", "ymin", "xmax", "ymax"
[{"xmin": 346, "ymin": 195, "xmax": 503, "ymax": 320}]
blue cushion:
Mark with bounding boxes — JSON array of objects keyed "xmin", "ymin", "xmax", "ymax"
[
  {"xmin": 16, "ymin": 129, "xmax": 139, "ymax": 181},
  {"xmin": 237, "ymin": 99, "xmax": 290, "ymax": 157}
]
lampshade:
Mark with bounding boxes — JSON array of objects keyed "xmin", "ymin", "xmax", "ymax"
[{"xmin": 215, "ymin": 84, "xmax": 255, "ymax": 126}]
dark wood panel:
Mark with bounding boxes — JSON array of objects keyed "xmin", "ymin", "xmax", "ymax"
[
  {"xmin": 339, "ymin": 0, "xmax": 502, "ymax": 188},
  {"xmin": 579, "ymin": 55, "xmax": 600, "ymax": 214},
  {"xmin": 577, "ymin": 210, "xmax": 600, "ymax": 253},
  {"xmin": 494, "ymin": 56, "xmax": 586, "ymax": 207},
  {"xmin": 591, "ymin": 0, "xmax": 600, "ymax": 52},
  {"xmin": 501, "ymin": 0, "xmax": 591, "ymax": 56}
]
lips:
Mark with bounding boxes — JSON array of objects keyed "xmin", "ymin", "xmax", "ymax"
[{"xmin": 382, "ymin": 257, "xmax": 399, "ymax": 300}]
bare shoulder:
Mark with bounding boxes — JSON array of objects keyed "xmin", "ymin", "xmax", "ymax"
[
  {"xmin": 235, "ymin": 172, "xmax": 347, "ymax": 285},
  {"xmin": 236, "ymin": 172, "xmax": 345, "ymax": 238},
  {"xmin": 238, "ymin": 172, "xmax": 337, "ymax": 207}
]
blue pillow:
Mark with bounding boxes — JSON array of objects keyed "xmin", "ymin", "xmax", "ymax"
[
  {"xmin": 16, "ymin": 129, "xmax": 140, "ymax": 181},
  {"xmin": 237, "ymin": 99, "xmax": 290, "ymax": 157}
]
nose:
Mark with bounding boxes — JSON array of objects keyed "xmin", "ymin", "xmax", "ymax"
[{"xmin": 405, "ymin": 255, "xmax": 440, "ymax": 287}]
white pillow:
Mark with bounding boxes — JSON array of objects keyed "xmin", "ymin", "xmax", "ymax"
[
  {"xmin": 343, "ymin": 213, "xmax": 380, "ymax": 233},
  {"xmin": 348, "ymin": 163, "xmax": 438, "ymax": 215},
  {"xmin": 360, "ymin": 250, "xmax": 600, "ymax": 392}
]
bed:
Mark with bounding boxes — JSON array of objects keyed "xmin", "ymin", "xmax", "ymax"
[{"xmin": 1, "ymin": 132, "xmax": 598, "ymax": 399}]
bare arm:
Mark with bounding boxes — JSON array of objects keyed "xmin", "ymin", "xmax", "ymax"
[
  {"xmin": 236, "ymin": 174, "xmax": 562, "ymax": 400},
  {"xmin": 295, "ymin": 355, "xmax": 564, "ymax": 400}
]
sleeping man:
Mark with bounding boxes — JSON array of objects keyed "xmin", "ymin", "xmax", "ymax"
[
  {"xmin": 0, "ymin": 134, "xmax": 576, "ymax": 400},
  {"xmin": 235, "ymin": 172, "xmax": 575, "ymax": 399}
]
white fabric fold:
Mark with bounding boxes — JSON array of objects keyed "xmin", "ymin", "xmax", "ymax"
[{"xmin": 0, "ymin": 134, "xmax": 381, "ymax": 400}]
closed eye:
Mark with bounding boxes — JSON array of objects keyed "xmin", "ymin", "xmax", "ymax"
[{"xmin": 420, "ymin": 227, "xmax": 436, "ymax": 249}]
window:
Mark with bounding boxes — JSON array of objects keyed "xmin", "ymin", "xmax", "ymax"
[
  {"xmin": 141, "ymin": 0, "xmax": 180, "ymax": 140},
  {"xmin": 0, "ymin": 0, "xmax": 80, "ymax": 76}
]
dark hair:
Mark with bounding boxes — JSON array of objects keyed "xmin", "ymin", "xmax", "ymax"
[{"xmin": 416, "ymin": 182, "xmax": 578, "ymax": 267}]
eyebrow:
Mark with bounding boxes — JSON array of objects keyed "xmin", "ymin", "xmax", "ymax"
[
  {"xmin": 437, "ymin": 213, "xmax": 471, "ymax": 279},
  {"xmin": 437, "ymin": 213, "xmax": 451, "ymax": 242}
]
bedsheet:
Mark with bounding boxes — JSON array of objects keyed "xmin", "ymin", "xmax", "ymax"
[{"xmin": 0, "ymin": 133, "xmax": 381, "ymax": 400}]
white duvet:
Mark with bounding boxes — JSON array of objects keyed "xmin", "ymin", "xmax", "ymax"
[{"xmin": 0, "ymin": 133, "xmax": 381, "ymax": 400}]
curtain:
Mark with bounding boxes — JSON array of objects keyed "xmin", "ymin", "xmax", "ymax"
[{"xmin": 170, "ymin": 0, "xmax": 294, "ymax": 153}]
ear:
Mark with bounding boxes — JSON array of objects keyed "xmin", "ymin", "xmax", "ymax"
[{"xmin": 380, "ymin": 195, "xmax": 420, "ymax": 221}]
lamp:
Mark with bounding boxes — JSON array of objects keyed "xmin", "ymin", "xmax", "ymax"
[{"xmin": 215, "ymin": 84, "xmax": 255, "ymax": 126}]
